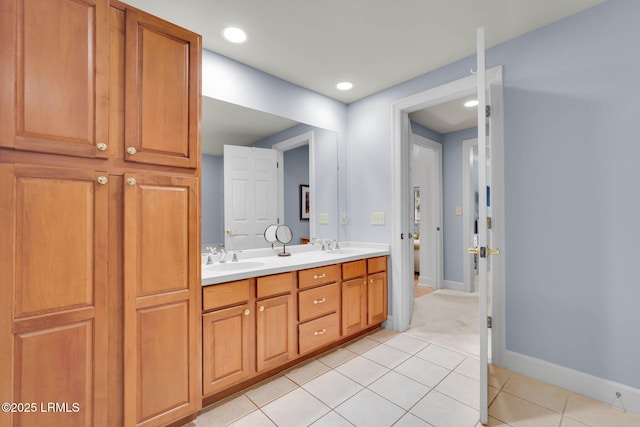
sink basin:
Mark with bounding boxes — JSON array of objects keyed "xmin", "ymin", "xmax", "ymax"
[{"xmin": 203, "ymin": 261, "xmax": 266, "ymax": 272}]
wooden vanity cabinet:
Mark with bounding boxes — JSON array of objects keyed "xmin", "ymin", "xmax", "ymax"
[
  {"xmin": 367, "ymin": 257, "xmax": 389, "ymax": 325},
  {"xmin": 255, "ymin": 273, "xmax": 296, "ymax": 372},
  {"xmin": 297, "ymin": 266, "xmax": 341, "ymax": 354},
  {"xmin": 0, "ymin": 0, "xmax": 109, "ymax": 159},
  {"xmin": 0, "ymin": 2, "xmax": 202, "ymax": 427},
  {"xmin": 124, "ymin": 8, "xmax": 201, "ymax": 169},
  {"xmin": 0, "ymin": 164, "xmax": 109, "ymax": 427},
  {"xmin": 341, "ymin": 257, "xmax": 389, "ymax": 334},
  {"xmin": 202, "ymin": 280, "xmax": 253, "ymax": 396},
  {"xmin": 341, "ymin": 260, "xmax": 367, "ymax": 335},
  {"xmin": 201, "ymin": 257, "xmax": 387, "ymax": 405}
]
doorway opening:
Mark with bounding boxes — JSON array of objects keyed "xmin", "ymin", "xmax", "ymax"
[{"xmin": 390, "ymin": 66, "xmax": 505, "ymax": 365}]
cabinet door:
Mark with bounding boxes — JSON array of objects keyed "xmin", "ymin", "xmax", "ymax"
[
  {"xmin": 367, "ymin": 272, "xmax": 388, "ymax": 325},
  {"xmin": 124, "ymin": 8, "xmax": 201, "ymax": 168},
  {"xmin": 123, "ymin": 172, "xmax": 200, "ymax": 427},
  {"xmin": 256, "ymin": 295, "xmax": 294, "ymax": 372},
  {"xmin": 342, "ymin": 277, "xmax": 366, "ymax": 336},
  {"xmin": 0, "ymin": 0, "xmax": 109, "ymax": 158},
  {"xmin": 0, "ymin": 164, "xmax": 108, "ymax": 427},
  {"xmin": 203, "ymin": 304, "xmax": 252, "ymax": 396}
]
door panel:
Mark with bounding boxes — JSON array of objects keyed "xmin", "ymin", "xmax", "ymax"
[
  {"xmin": 367, "ymin": 272, "xmax": 387, "ymax": 325},
  {"xmin": 124, "ymin": 172, "xmax": 199, "ymax": 426},
  {"xmin": 0, "ymin": 163, "xmax": 108, "ymax": 427},
  {"xmin": 202, "ymin": 304, "xmax": 252, "ymax": 395},
  {"xmin": 0, "ymin": 0, "xmax": 109, "ymax": 158},
  {"xmin": 342, "ymin": 278, "xmax": 365, "ymax": 335},
  {"xmin": 137, "ymin": 302, "xmax": 190, "ymax": 422},
  {"xmin": 476, "ymin": 27, "xmax": 491, "ymax": 425},
  {"xmin": 125, "ymin": 9, "xmax": 200, "ymax": 168},
  {"xmin": 256, "ymin": 294, "xmax": 294, "ymax": 372},
  {"xmin": 14, "ymin": 322, "xmax": 93, "ymax": 427},
  {"xmin": 224, "ymin": 146, "xmax": 278, "ymax": 250}
]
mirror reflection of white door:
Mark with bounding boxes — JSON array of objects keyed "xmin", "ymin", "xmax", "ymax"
[{"xmin": 223, "ymin": 145, "xmax": 278, "ymax": 250}]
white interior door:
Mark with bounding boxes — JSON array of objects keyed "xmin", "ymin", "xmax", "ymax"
[
  {"xmin": 476, "ymin": 27, "xmax": 496, "ymax": 425},
  {"xmin": 223, "ymin": 145, "xmax": 278, "ymax": 250}
]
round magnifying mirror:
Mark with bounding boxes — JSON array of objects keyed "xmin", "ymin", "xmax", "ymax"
[
  {"xmin": 264, "ymin": 224, "xmax": 278, "ymax": 245},
  {"xmin": 275, "ymin": 225, "xmax": 292, "ymax": 245},
  {"xmin": 275, "ymin": 225, "xmax": 293, "ymax": 256}
]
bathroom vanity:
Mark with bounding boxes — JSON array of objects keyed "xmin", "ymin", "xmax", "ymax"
[{"xmin": 200, "ymin": 245, "xmax": 389, "ymax": 404}]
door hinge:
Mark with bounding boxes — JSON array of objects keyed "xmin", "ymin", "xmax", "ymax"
[
  {"xmin": 487, "ymin": 316, "xmax": 492, "ymax": 329},
  {"xmin": 486, "ymin": 105, "xmax": 491, "ymax": 118},
  {"xmin": 276, "ymin": 161, "xmax": 279, "ymax": 168},
  {"xmin": 486, "ymin": 216, "xmax": 492, "ymax": 229}
]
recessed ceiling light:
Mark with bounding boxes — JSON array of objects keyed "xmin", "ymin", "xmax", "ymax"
[
  {"xmin": 464, "ymin": 100, "xmax": 479, "ymax": 108},
  {"xmin": 336, "ymin": 82, "xmax": 353, "ymax": 91},
  {"xmin": 222, "ymin": 27, "xmax": 247, "ymax": 43}
]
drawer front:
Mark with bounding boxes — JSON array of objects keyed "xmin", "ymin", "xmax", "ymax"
[
  {"xmin": 298, "ymin": 283, "xmax": 339, "ymax": 322},
  {"xmin": 203, "ymin": 279, "xmax": 251, "ymax": 311},
  {"xmin": 298, "ymin": 312, "xmax": 339, "ymax": 354},
  {"xmin": 342, "ymin": 259, "xmax": 366, "ymax": 280},
  {"xmin": 257, "ymin": 272, "xmax": 295, "ymax": 299},
  {"xmin": 298, "ymin": 264, "xmax": 340, "ymax": 289},
  {"xmin": 367, "ymin": 256, "xmax": 387, "ymax": 274}
]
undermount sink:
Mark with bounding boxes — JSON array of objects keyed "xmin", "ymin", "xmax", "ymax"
[{"xmin": 203, "ymin": 261, "xmax": 266, "ymax": 272}]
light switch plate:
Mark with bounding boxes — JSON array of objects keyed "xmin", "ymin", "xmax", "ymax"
[
  {"xmin": 319, "ymin": 213, "xmax": 329, "ymax": 224},
  {"xmin": 371, "ymin": 212, "xmax": 385, "ymax": 225}
]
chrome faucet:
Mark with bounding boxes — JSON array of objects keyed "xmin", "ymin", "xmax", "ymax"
[
  {"xmin": 231, "ymin": 251, "xmax": 239, "ymax": 262},
  {"xmin": 205, "ymin": 246, "xmax": 216, "ymax": 265},
  {"xmin": 218, "ymin": 248, "xmax": 228, "ymax": 263}
]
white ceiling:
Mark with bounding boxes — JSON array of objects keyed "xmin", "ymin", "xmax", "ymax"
[
  {"xmin": 202, "ymin": 97, "xmax": 298, "ymax": 156},
  {"xmin": 125, "ymin": 0, "xmax": 605, "ymax": 148},
  {"xmin": 123, "ymin": 0, "xmax": 605, "ymax": 104}
]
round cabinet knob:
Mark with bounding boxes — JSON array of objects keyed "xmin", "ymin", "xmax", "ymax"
[
  {"xmin": 96, "ymin": 142, "xmax": 107, "ymax": 151},
  {"xmin": 127, "ymin": 178, "xmax": 136, "ymax": 186},
  {"xmin": 244, "ymin": 309, "xmax": 250, "ymax": 316},
  {"xmin": 259, "ymin": 306, "xmax": 265, "ymax": 312},
  {"xmin": 97, "ymin": 176, "xmax": 108, "ymax": 185},
  {"xmin": 226, "ymin": 229, "xmax": 233, "ymax": 235},
  {"xmin": 126, "ymin": 147, "xmax": 137, "ymax": 155}
]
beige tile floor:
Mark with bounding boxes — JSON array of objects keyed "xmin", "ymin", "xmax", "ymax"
[{"xmin": 186, "ymin": 329, "xmax": 640, "ymax": 427}]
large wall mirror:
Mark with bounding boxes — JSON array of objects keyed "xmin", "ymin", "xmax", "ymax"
[{"xmin": 201, "ymin": 96, "xmax": 339, "ymax": 250}]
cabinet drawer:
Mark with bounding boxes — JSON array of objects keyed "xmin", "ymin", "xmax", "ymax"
[
  {"xmin": 342, "ymin": 259, "xmax": 366, "ymax": 280},
  {"xmin": 257, "ymin": 272, "xmax": 295, "ymax": 299},
  {"xmin": 367, "ymin": 256, "xmax": 387, "ymax": 274},
  {"xmin": 298, "ymin": 283, "xmax": 339, "ymax": 322},
  {"xmin": 298, "ymin": 313, "xmax": 339, "ymax": 354},
  {"xmin": 298, "ymin": 264, "xmax": 340, "ymax": 289},
  {"xmin": 203, "ymin": 280, "xmax": 250, "ymax": 311}
]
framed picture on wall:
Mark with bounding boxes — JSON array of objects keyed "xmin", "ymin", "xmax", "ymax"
[{"xmin": 300, "ymin": 184, "xmax": 310, "ymax": 221}]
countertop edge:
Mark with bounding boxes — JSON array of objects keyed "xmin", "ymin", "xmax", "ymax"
[{"xmin": 201, "ymin": 248, "xmax": 389, "ymax": 286}]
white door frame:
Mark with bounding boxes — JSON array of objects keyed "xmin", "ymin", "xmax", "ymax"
[
  {"xmin": 390, "ymin": 66, "xmax": 505, "ymax": 365},
  {"xmin": 272, "ymin": 131, "xmax": 315, "ymax": 235},
  {"xmin": 412, "ymin": 134, "xmax": 443, "ymax": 290}
]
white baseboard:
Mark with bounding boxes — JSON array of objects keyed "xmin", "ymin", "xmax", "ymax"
[
  {"xmin": 418, "ymin": 277, "xmax": 435, "ymax": 287},
  {"xmin": 503, "ymin": 350, "xmax": 640, "ymax": 415},
  {"xmin": 442, "ymin": 280, "xmax": 465, "ymax": 292}
]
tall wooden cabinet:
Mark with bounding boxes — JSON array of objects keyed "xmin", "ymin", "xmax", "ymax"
[{"xmin": 0, "ymin": 1, "xmax": 202, "ymax": 426}]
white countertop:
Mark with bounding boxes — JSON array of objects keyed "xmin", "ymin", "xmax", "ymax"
[{"xmin": 202, "ymin": 242, "xmax": 390, "ymax": 286}]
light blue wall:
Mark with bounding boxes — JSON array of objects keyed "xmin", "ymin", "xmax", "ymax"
[
  {"xmin": 283, "ymin": 146, "xmax": 310, "ymax": 242},
  {"xmin": 411, "ymin": 121, "xmax": 443, "ymax": 143},
  {"xmin": 347, "ymin": 0, "xmax": 640, "ymax": 389}
]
